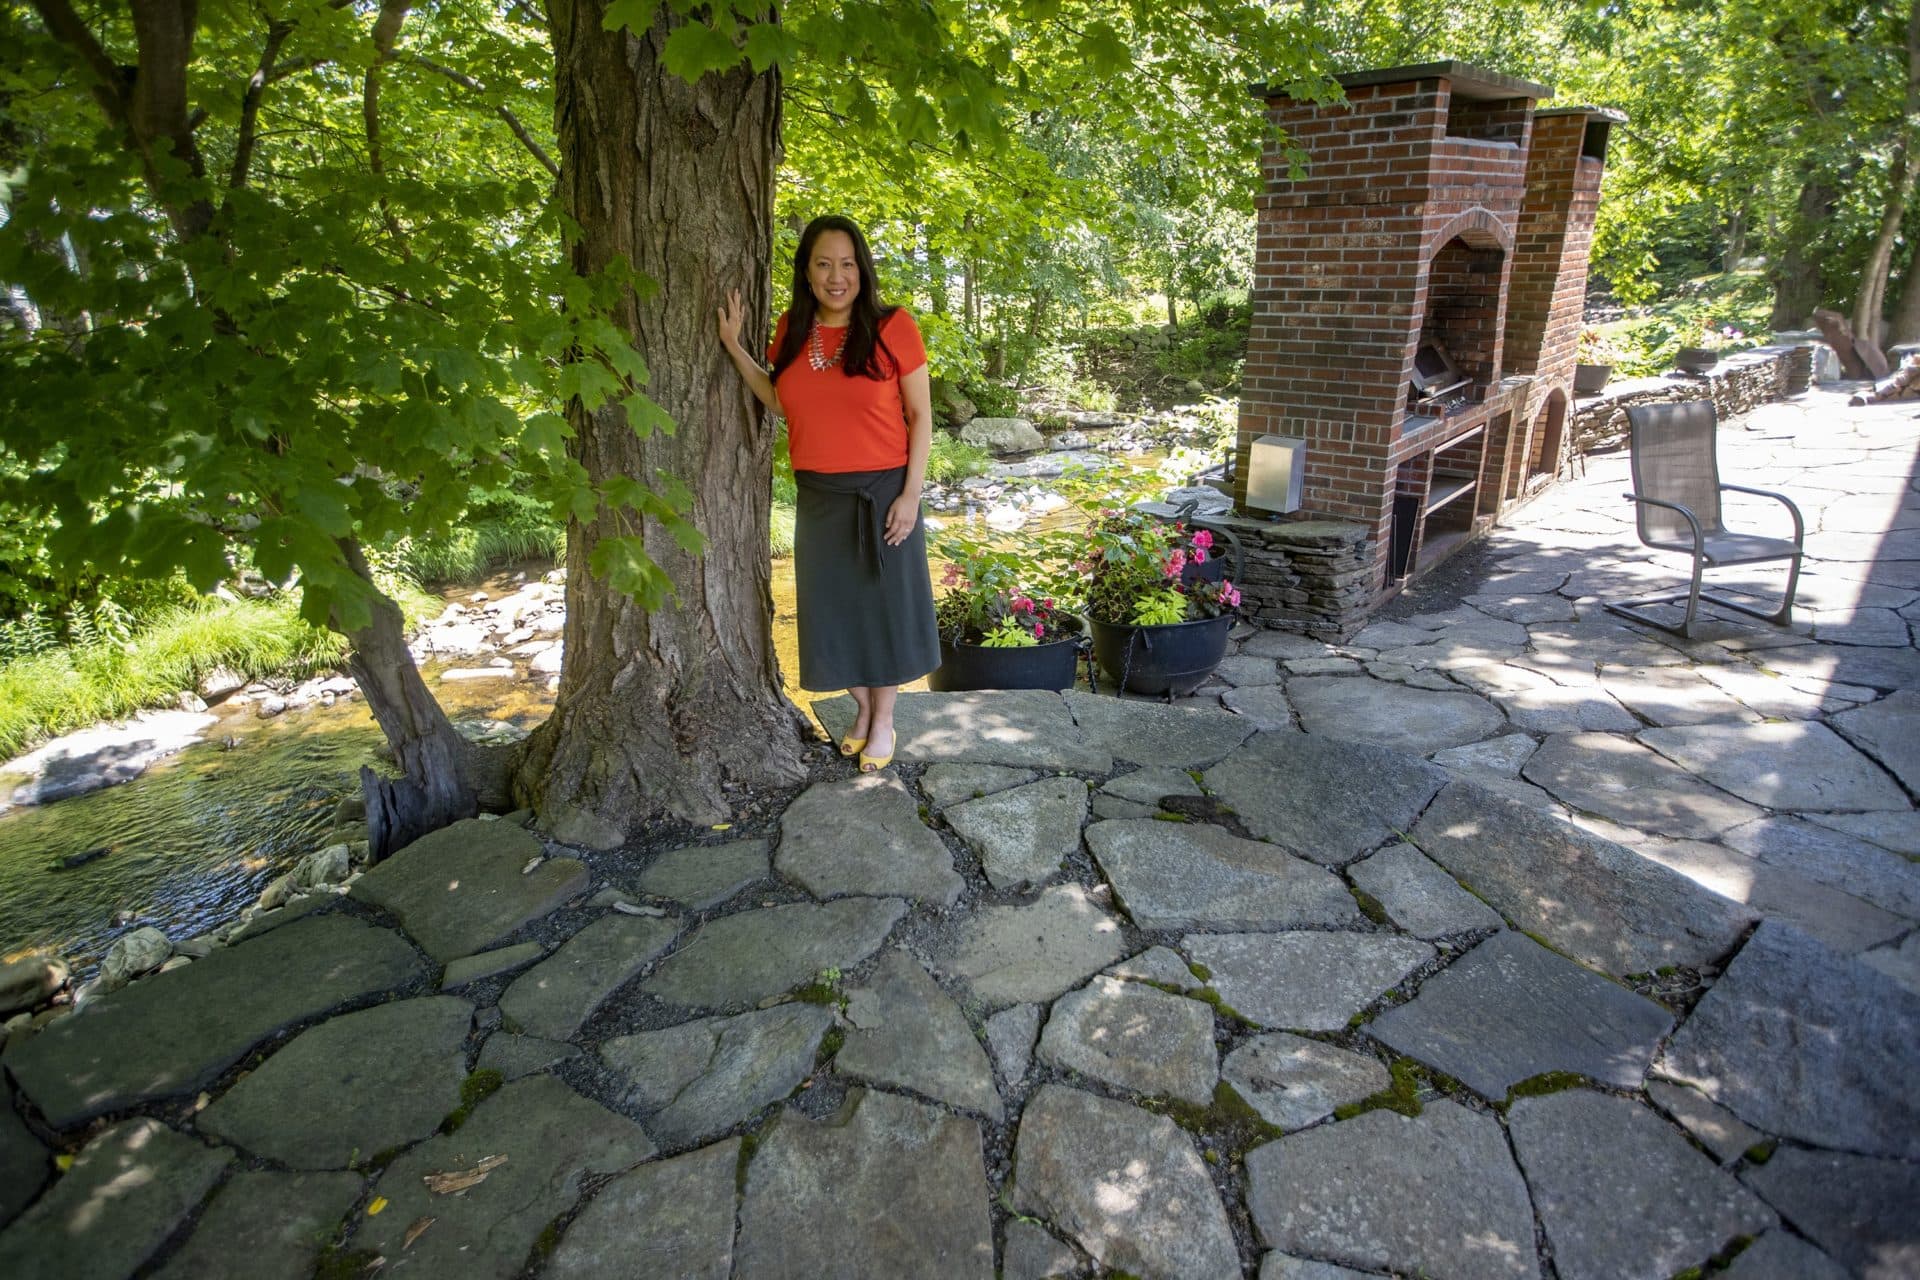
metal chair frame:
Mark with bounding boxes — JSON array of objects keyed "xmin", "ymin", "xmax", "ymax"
[{"xmin": 1604, "ymin": 403, "xmax": 1805, "ymax": 639}]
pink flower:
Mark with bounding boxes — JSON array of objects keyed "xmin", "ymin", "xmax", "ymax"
[
  {"xmin": 1191, "ymin": 530, "xmax": 1213, "ymax": 550},
  {"xmin": 1192, "ymin": 547, "xmax": 1207, "ymax": 565},
  {"xmin": 1033, "ymin": 623, "xmax": 1046, "ymax": 639},
  {"xmin": 941, "ymin": 563, "xmax": 961, "ymax": 586},
  {"xmin": 1164, "ymin": 550, "xmax": 1187, "ymax": 578},
  {"xmin": 1042, "ymin": 598, "xmax": 1054, "ymax": 610},
  {"xmin": 1011, "ymin": 595, "xmax": 1034, "ymax": 613}
]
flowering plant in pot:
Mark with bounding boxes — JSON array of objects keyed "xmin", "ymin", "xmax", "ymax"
[
  {"xmin": 1575, "ymin": 329, "xmax": 1621, "ymax": 394},
  {"xmin": 927, "ymin": 528, "xmax": 1082, "ymax": 691},
  {"xmin": 1078, "ymin": 506, "xmax": 1241, "ymax": 696}
]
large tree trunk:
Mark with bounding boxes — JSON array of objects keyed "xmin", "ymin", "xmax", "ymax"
[
  {"xmin": 1890, "ymin": 242, "xmax": 1920, "ymax": 344},
  {"xmin": 521, "ymin": 0, "xmax": 807, "ymax": 846},
  {"xmin": 1769, "ymin": 173, "xmax": 1836, "ymax": 328},
  {"xmin": 1852, "ymin": 0, "xmax": 1920, "ymax": 346},
  {"xmin": 334, "ymin": 539, "xmax": 492, "ymax": 858}
]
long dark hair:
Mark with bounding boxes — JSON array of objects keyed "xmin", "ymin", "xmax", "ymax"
[{"xmin": 770, "ymin": 214, "xmax": 898, "ymax": 382}]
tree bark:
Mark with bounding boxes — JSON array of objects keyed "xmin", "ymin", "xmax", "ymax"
[
  {"xmin": 1851, "ymin": 0, "xmax": 1920, "ymax": 346},
  {"xmin": 521, "ymin": 0, "xmax": 807, "ymax": 844},
  {"xmin": 1890, "ymin": 242, "xmax": 1920, "ymax": 344},
  {"xmin": 1769, "ymin": 173, "xmax": 1836, "ymax": 328}
]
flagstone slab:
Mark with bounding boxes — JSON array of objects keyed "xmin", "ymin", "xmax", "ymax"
[
  {"xmin": 985, "ymin": 1002, "xmax": 1042, "ymax": 1083},
  {"xmin": 1285, "ymin": 675, "xmax": 1507, "ymax": 753},
  {"xmin": 920, "ymin": 763, "xmax": 1035, "ymax": 809},
  {"xmin": 1261, "ymin": 1255, "xmax": 1375, "ymax": 1280},
  {"xmin": 635, "ymin": 839, "xmax": 770, "ymax": 910},
  {"xmin": 1216, "ymin": 654, "xmax": 1284, "ymax": 686},
  {"xmin": 1805, "ymin": 808, "xmax": 1920, "ymax": 856},
  {"xmin": 0, "ymin": 1119, "xmax": 234, "ymax": 1280},
  {"xmin": 1010, "ymin": 1084, "xmax": 1239, "ymax": 1280},
  {"xmin": 931, "ymin": 883, "xmax": 1125, "ymax": 1008},
  {"xmin": 476, "ymin": 1032, "xmax": 581, "ymax": 1080},
  {"xmin": 0, "ymin": 1079, "xmax": 48, "ymax": 1228},
  {"xmin": 1184, "ymin": 932, "xmax": 1432, "ymax": 1031},
  {"xmin": 1410, "ymin": 781, "xmax": 1759, "ymax": 976},
  {"xmin": 837, "ymin": 951, "xmax": 1003, "ymax": 1121},
  {"xmin": 546, "ymin": 1139, "xmax": 738, "ymax": 1280},
  {"xmin": 1723, "ymin": 817, "xmax": 1920, "ymax": 920},
  {"xmin": 1510, "ymin": 1089, "xmax": 1775, "ymax": 1280},
  {"xmin": 355, "ymin": 1075, "xmax": 654, "ymax": 1279},
  {"xmin": 1106, "ymin": 944, "xmax": 1201, "ymax": 989},
  {"xmin": 1661, "ymin": 922, "xmax": 1920, "ymax": 1160},
  {"xmin": 1695, "ymin": 662, "xmax": 1860, "ymax": 719},
  {"xmin": 1369, "ymin": 932, "xmax": 1672, "ymax": 1099},
  {"xmin": 1085, "ymin": 819, "xmax": 1359, "ymax": 932},
  {"xmin": 602, "ymin": 1004, "xmax": 834, "ymax": 1148},
  {"xmin": 348, "ymin": 817, "xmax": 589, "ymax": 961},
  {"xmin": 1241, "ymin": 630, "xmax": 1336, "ymax": 659},
  {"xmin": 197, "ymin": 995, "xmax": 470, "ymax": 1168},
  {"xmin": 1002, "ymin": 1220, "xmax": 1085, "ymax": 1280},
  {"xmin": 1634, "ymin": 835, "xmax": 1910, "ymax": 953},
  {"xmin": 1347, "ymin": 843, "xmax": 1504, "ymax": 939},
  {"xmin": 1831, "ymin": 688, "xmax": 1920, "ymax": 792},
  {"xmin": 1065, "ymin": 692, "xmax": 1256, "ymax": 767},
  {"xmin": 945, "ymin": 776, "xmax": 1088, "ymax": 890},
  {"xmin": 639, "ymin": 897, "xmax": 906, "ymax": 1011},
  {"xmin": 814, "ymin": 691, "xmax": 1111, "ymax": 771},
  {"xmin": 150, "ymin": 1169, "xmax": 363, "ymax": 1280},
  {"xmin": 736, "ymin": 1088, "xmax": 994, "ymax": 1280},
  {"xmin": 1718, "ymin": 1231, "xmax": 1850, "ymax": 1280},
  {"xmin": 1099, "ymin": 765, "xmax": 1205, "ymax": 806},
  {"xmin": 1244, "ymin": 1100, "xmax": 1538, "ymax": 1280},
  {"xmin": 1645, "ymin": 1080, "xmax": 1761, "ymax": 1165},
  {"xmin": 441, "ymin": 940, "xmax": 544, "ymax": 991},
  {"xmin": 1466, "ymin": 592, "xmax": 1578, "ymax": 624},
  {"xmin": 1430, "ymin": 732, "xmax": 1538, "ymax": 777},
  {"xmin": 777, "ymin": 775, "xmax": 963, "ymax": 906},
  {"xmin": 1203, "ymin": 733, "xmax": 1450, "ymax": 866},
  {"xmin": 1451, "ymin": 662, "xmax": 1640, "ymax": 733},
  {"xmin": 1752, "ymin": 643, "xmax": 1920, "ymax": 694},
  {"xmin": 1220, "ymin": 684, "xmax": 1297, "ymax": 730},
  {"xmin": 499, "ymin": 912, "xmax": 680, "ymax": 1040},
  {"xmin": 1037, "ymin": 976, "xmax": 1218, "ymax": 1105},
  {"xmin": 8, "ymin": 914, "xmax": 426, "ymax": 1129},
  {"xmin": 1521, "ymin": 732, "xmax": 1765, "ymax": 841},
  {"xmin": 1222, "ymin": 1032, "xmax": 1389, "ymax": 1131},
  {"xmin": 1595, "ymin": 663, "xmax": 1765, "ymax": 726},
  {"xmin": 1639, "ymin": 721, "xmax": 1909, "ymax": 812},
  {"xmin": 1743, "ymin": 1147, "xmax": 1920, "ymax": 1280}
]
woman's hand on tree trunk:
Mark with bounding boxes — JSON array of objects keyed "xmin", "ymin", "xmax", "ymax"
[{"xmin": 717, "ymin": 288, "xmax": 746, "ymax": 351}]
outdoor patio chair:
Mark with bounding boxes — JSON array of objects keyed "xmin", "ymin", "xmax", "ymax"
[{"xmin": 1604, "ymin": 401, "xmax": 1804, "ymax": 639}]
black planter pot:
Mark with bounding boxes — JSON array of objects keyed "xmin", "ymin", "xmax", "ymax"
[
  {"xmin": 928, "ymin": 627, "xmax": 1081, "ymax": 692},
  {"xmin": 1573, "ymin": 362, "xmax": 1612, "ymax": 395},
  {"xmin": 1674, "ymin": 347, "xmax": 1720, "ymax": 374},
  {"xmin": 1088, "ymin": 614, "xmax": 1233, "ymax": 697}
]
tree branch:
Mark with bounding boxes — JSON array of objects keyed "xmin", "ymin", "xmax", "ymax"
[
  {"xmin": 406, "ymin": 55, "xmax": 560, "ymax": 177},
  {"xmin": 29, "ymin": 0, "xmax": 131, "ymax": 124},
  {"xmin": 364, "ymin": 0, "xmax": 414, "ymax": 252},
  {"xmin": 232, "ymin": 17, "xmax": 295, "ymax": 190},
  {"xmin": 266, "ymin": 55, "xmax": 329, "ymax": 84}
]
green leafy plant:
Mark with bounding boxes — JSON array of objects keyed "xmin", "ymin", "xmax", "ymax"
[
  {"xmin": 1077, "ymin": 505, "xmax": 1242, "ymax": 627},
  {"xmin": 929, "ymin": 526, "xmax": 1080, "ymax": 647}
]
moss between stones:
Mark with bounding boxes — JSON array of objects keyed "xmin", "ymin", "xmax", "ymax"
[
  {"xmin": 1500, "ymin": 1072, "xmax": 1589, "ymax": 1110},
  {"xmin": 440, "ymin": 1067, "xmax": 505, "ymax": 1134},
  {"xmin": 530, "ymin": 1214, "xmax": 566, "ymax": 1263},
  {"xmin": 1334, "ymin": 1057, "xmax": 1425, "ymax": 1120},
  {"xmin": 1186, "ymin": 986, "xmax": 1256, "ymax": 1028},
  {"xmin": 1154, "ymin": 1082, "xmax": 1284, "ymax": 1161},
  {"xmin": 1743, "ymin": 1140, "xmax": 1776, "ymax": 1165},
  {"xmin": 1349, "ymin": 885, "xmax": 1391, "ymax": 926},
  {"xmin": 818, "ymin": 1025, "xmax": 846, "ymax": 1059},
  {"xmin": 1151, "ymin": 811, "xmax": 1189, "ymax": 822},
  {"xmin": 1186, "ymin": 961, "xmax": 1212, "ymax": 981}
]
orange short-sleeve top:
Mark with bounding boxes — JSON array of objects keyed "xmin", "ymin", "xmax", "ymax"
[{"xmin": 769, "ymin": 307, "xmax": 928, "ymax": 473}]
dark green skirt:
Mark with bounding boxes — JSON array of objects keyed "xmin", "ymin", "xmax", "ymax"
[{"xmin": 793, "ymin": 468, "xmax": 940, "ymax": 692}]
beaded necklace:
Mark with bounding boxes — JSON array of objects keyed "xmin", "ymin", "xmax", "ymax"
[{"xmin": 807, "ymin": 321, "xmax": 845, "ymax": 372}]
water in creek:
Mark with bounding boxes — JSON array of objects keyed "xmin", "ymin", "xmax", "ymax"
[{"xmin": 0, "ymin": 456, "xmax": 1173, "ymax": 970}]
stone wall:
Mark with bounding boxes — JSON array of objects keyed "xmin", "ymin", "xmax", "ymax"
[
  {"xmin": 1570, "ymin": 346, "xmax": 1798, "ymax": 455},
  {"xmin": 1193, "ymin": 516, "xmax": 1372, "ymax": 639}
]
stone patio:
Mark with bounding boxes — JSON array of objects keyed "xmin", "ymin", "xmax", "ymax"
[{"xmin": 0, "ymin": 387, "xmax": 1914, "ymax": 1277}]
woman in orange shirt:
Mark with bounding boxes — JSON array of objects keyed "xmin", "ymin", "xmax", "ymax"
[{"xmin": 717, "ymin": 215, "xmax": 939, "ymax": 772}]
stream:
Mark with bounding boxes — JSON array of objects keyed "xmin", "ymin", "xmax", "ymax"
[{"xmin": 0, "ymin": 431, "xmax": 1199, "ymax": 973}]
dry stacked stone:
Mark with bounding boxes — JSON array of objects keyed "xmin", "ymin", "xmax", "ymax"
[
  {"xmin": 1194, "ymin": 516, "xmax": 1372, "ymax": 639},
  {"xmin": 1570, "ymin": 346, "xmax": 1798, "ymax": 456}
]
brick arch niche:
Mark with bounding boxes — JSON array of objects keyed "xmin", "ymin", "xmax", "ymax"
[{"xmin": 1232, "ymin": 61, "xmax": 1621, "ymax": 633}]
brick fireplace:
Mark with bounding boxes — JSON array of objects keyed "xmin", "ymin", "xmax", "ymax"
[{"xmin": 1225, "ymin": 61, "xmax": 1621, "ymax": 635}]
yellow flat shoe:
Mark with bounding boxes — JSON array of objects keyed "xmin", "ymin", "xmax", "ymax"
[{"xmin": 839, "ymin": 735, "xmax": 867, "ymax": 757}]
